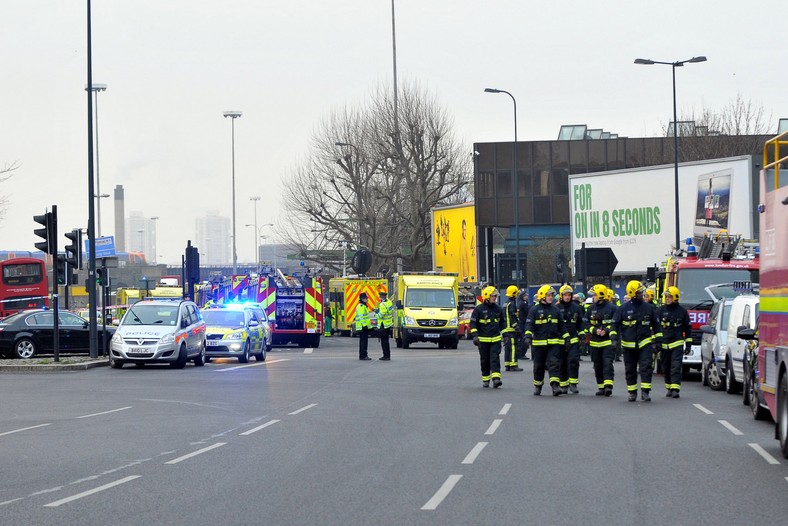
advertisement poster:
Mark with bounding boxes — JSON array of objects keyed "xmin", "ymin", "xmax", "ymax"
[
  {"xmin": 694, "ymin": 169, "xmax": 732, "ymax": 239},
  {"xmin": 431, "ymin": 203, "xmax": 477, "ymax": 282}
]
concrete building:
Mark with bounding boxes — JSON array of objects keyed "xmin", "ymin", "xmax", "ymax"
[
  {"xmin": 126, "ymin": 212, "xmax": 158, "ymax": 264},
  {"xmin": 196, "ymin": 212, "xmax": 231, "ymax": 265}
]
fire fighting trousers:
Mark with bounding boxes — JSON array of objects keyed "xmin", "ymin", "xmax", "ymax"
[
  {"xmin": 624, "ymin": 345, "xmax": 654, "ymax": 391},
  {"xmin": 532, "ymin": 344, "xmax": 562, "ymax": 386},
  {"xmin": 503, "ymin": 333, "xmax": 519, "ymax": 367},
  {"xmin": 662, "ymin": 345, "xmax": 684, "ymax": 390},
  {"xmin": 591, "ymin": 345, "xmax": 615, "ymax": 388},
  {"xmin": 358, "ymin": 328, "xmax": 369, "ymax": 359},
  {"xmin": 478, "ymin": 341, "xmax": 502, "ymax": 382},
  {"xmin": 379, "ymin": 327, "xmax": 391, "ymax": 359},
  {"xmin": 517, "ymin": 336, "xmax": 529, "ymax": 359},
  {"xmin": 560, "ymin": 342, "xmax": 581, "ymax": 385}
]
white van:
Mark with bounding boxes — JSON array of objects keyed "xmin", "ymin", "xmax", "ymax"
[{"xmin": 723, "ymin": 294, "xmax": 759, "ymax": 394}]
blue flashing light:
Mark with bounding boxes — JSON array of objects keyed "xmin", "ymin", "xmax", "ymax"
[
  {"xmin": 686, "ymin": 244, "xmax": 697, "ymax": 255},
  {"xmin": 686, "ymin": 237, "xmax": 693, "ymax": 246},
  {"xmin": 755, "ymin": 246, "xmax": 760, "ymax": 256}
]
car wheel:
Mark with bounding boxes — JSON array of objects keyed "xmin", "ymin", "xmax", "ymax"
[
  {"xmin": 239, "ymin": 341, "xmax": 250, "ymax": 363},
  {"xmin": 701, "ymin": 356, "xmax": 709, "ymax": 386},
  {"xmin": 170, "ymin": 345, "xmax": 188, "ymax": 369},
  {"xmin": 109, "ymin": 353, "xmax": 124, "ymax": 369},
  {"xmin": 194, "ymin": 343, "xmax": 206, "ymax": 366},
  {"xmin": 205, "ymin": 356, "xmax": 212, "ymax": 363},
  {"xmin": 725, "ymin": 359, "xmax": 741, "ymax": 394},
  {"xmin": 750, "ymin": 365, "xmax": 769, "ymax": 421},
  {"xmin": 402, "ymin": 337, "xmax": 410, "ymax": 349},
  {"xmin": 707, "ymin": 359, "xmax": 725, "ymax": 391},
  {"xmin": 779, "ymin": 373, "xmax": 788, "ymax": 458},
  {"xmin": 256, "ymin": 341, "xmax": 267, "ymax": 362},
  {"xmin": 742, "ymin": 360, "xmax": 751, "ymax": 406},
  {"xmin": 13, "ymin": 338, "xmax": 36, "ymax": 359},
  {"xmin": 395, "ymin": 337, "xmax": 402, "ymax": 348}
]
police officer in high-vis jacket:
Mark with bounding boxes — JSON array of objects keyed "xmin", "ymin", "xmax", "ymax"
[
  {"xmin": 376, "ymin": 289, "xmax": 394, "ymax": 361},
  {"xmin": 356, "ymin": 293, "xmax": 372, "ymax": 360},
  {"xmin": 584, "ymin": 284, "xmax": 617, "ymax": 396},
  {"xmin": 655, "ymin": 286, "xmax": 692, "ymax": 398},
  {"xmin": 470, "ymin": 286, "xmax": 506, "ymax": 388},
  {"xmin": 524, "ymin": 285, "xmax": 570, "ymax": 396},
  {"xmin": 557, "ymin": 284, "xmax": 586, "ymax": 394},
  {"xmin": 614, "ymin": 280, "xmax": 660, "ymax": 402},
  {"xmin": 503, "ymin": 285, "xmax": 523, "ymax": 372}
]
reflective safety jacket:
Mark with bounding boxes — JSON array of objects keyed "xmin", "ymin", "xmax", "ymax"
[
  {"xmin": 503, "ymin": 299, "xmax": 519, "ymax": 335},
  {"xmin": 557, "ymin": 300, "xmax": 586, "ymax": 344},
  {"xmin": 470, "ymin": 302, "xmax": 506, "ymax": 343},
  {"xmin": 524, "ymin": 302, "xmax": 569, "ymax": 346},
  {"xmin": 613, "ymin": 299, "xmax": 659, "ymax": 349},
  {"xmin": 355, "ymin": 303, "xmax": 372, "ymax": 331},
  {"xmin": 655, "ymin": 302, "xmax": 692, "ymax": 349},
  {"xmin": 583, "ymin": 301, "xmax": 617, "ymax": 348},
  {"xmin": 376, "ymin": 298, "xmax": 394, "ymax": 329}
]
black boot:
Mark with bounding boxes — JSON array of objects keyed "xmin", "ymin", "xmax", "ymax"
[
  {"xmin": 482, "ymin": 380, "xmax": 490, "ymax": 388},
  {"xmin": 604, "ymin": 385, "xmax": 613, "ymax": 397},
  {"xmin": 569, "ymin": 384, "xmax": 579, "ymax": 394},
  {"xmin": 492, "ymin": 378, "xmax": 502, "ymax": 389},
  {"xmin": 595, "ymin": 388, "xmax": 605, "ymax": 396},
  {"xmin": 509, "ymin": 365, "xmax": 523, "ymax": 372},
  {"xmin": 505, "ymin": 366, "xmax": 511, "ymax": 371},
  {"xmin": 551, "ymin": 383, "xmax": 562, "ymax": 397},
  {"xmin": 666, "ymin": 389, "xmax": 673, "ymax": 398},
  {"xmin": 641, "ymin": 390, "xmax": 651, "ymax": 402},
  {"xmin": 672, "ymin": 389, "xmax": 680, "ymax": 399},
  {"xmin": 533, "ymin": 385, "xmax": 542, "ymax": 396},
  {"xmin": 628, "ymin": 391, "xmax": 637, "ymax": 402}
]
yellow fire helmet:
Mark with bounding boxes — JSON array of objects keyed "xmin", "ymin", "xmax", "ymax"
[
  {"xmin": 481, "ymin": 286, "xmax": 499, "ymax": 302},
  {"xmin": 536, "ymin": 285, "xmax": 557, "ymax": 302},
  {"xmin": 662, "ymin": 286, "xmax": 680, "ymax": 302},
  {"xmin": 626, "ymin": 280, "xmax": 646, "ymax": 298},
  {"xmin": 645, "ymin": 288, "xmax": 655, "ymax": 302},
  {"xmin": 591, "ymin": 284, "xmax": 608, "ymax": 300},
  {"xmin": 559, "ymin": 284, "xmax": 574, "ymax": 296},
  {"xmin": 506, "ymin": 285, "xmax": 519, "ymax": 298},
  {"xmin": 605, "ymin": 288, "xmax": 615, "ymax": 302}
]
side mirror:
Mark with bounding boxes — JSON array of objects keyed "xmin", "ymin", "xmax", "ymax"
[
  {"xmin": 112, "ymin": 319, "xmax": 120, "ymax": 326},
  {"xmin": 249, "ymin": 320, "xmax": 259, "ymax": 327},
  {"xmin": 737, "ymin": 327, "xmax": 756, "ymax": 340},
  {"xmin": 699, "ymin": 325, "xmax": 715, "ymax": 335}
]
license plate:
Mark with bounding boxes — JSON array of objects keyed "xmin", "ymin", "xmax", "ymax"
[
  {"xmin": 424, "ymin": 333, "xmax": 440, "ymax": 339},
  {"xmin": 206, "ymin": 340, "xmax": 222, "ymax": 347},
  {"xmin": 128, "ymin": 348, "xmax": 152, "ymax": 355}
]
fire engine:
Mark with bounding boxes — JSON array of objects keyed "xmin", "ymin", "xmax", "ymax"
[{"xmin": 328, "ymin": 276, "xmax": 387, "ymax": 336}]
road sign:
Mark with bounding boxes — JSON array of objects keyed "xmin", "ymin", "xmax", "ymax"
[
  {"xmin": 85, "ymin": 236, "xmax": 116, "ymax": 258},
  {"xmin": 574, "ymin": 247, "xmax": 619, "ymax": 277}
]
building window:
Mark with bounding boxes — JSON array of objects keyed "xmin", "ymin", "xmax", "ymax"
[
  {"xmin": 478, "ymin": 171, "xmax": 495, "ymax": 198},
  {"xmin": 497, "ymin": 171, "xmax": 512, "ymax": 197}
]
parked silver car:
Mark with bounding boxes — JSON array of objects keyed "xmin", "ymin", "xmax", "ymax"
[{"xmin": 700, "ymin": 297, "xmax": 734, "ymax": 391}]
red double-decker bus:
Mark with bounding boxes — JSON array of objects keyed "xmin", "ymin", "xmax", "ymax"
[{"xmin": 0, "ymin": 257, "xmax": 49, "ymax": 318}]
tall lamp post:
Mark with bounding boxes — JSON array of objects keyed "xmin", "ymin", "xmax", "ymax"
[
  {"xmin": 223, "ymin": 110, "xmax": 243, "ymax": 275},
  {"xmin": 86, "ymin": 83, "xmax": 107, "ymax": 235},
  {"xmin": 484, "ymin": 88, "xmax": 520, "ymax": 289},
  {"xmin": 245, "ymin": 222, "xmax": 273, "ymax": 268},
  {"xmin": 634, "ymin": 56, "xmax": 707, "ymax": 253}
]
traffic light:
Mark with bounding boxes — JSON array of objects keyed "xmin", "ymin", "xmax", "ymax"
[
  {"xmin": 64, "ymin": 229, "xmax": 82, "ymax": 270},
  {"xmin": 96, "ymin": 268, "xmax": 105, "ymax": 287},
  {"xmin": 33, "ymin": 212, "xmax": 55, "ymax": 254},
  {"xmin": 56, "ymin": 254, "xmax": 67, "ymax": 285}
]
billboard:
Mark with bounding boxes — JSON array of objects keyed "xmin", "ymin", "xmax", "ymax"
[
  {"xmin": 431, "ymin": 203, "xmax": 477, "ymax": 282},
  {"xmin": 569, "ymin": 156, "xmax": 754, "ymax": 274}
]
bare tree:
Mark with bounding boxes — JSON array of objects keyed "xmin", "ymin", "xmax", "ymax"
[
  {"xmin": 0, "ymin": 162, "xmax": 19, "ymax": 224},
  {"xmin": 282, "ymin": 83, "xmax": 472, "ymax": 275}
]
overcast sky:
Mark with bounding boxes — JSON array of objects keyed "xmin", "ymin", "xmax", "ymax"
[{"xmin": 1, "ymin": 1, "xmax": 785, "ymax": 265}]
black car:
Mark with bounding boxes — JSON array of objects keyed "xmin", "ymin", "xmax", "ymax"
[{"xmin": 0, "ymin": 309, "xmax": 114, "ymax": 359}]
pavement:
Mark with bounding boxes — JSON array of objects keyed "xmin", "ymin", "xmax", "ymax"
[{"xmin": 0, "ymin": 355, "xmax": 108, "ymax": 372}]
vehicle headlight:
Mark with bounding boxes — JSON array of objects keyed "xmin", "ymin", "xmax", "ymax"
[
  {"xmin": 111, "ymin": 332, "xmax": 122, "ymax": 344},
  {"xmin": 228, "ymin": 331, "xmax": 245, "ymax": 340},
  {"xmin": 448, "ymin": 317, "xmax": 458, "ymax": 326},
  {"xmin": 404, "ymin": 316, "xmax": 416, "ymax": 326},
  {"xmin": 159, "ymin": 333, "xmax": 175, "ymax": 345}
]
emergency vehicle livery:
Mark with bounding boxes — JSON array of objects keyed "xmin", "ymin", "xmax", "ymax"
[
  {"xmin": 328, "ymin": 277, "xmax": 387, "ymax": 335},
  {"xmin": 392, "ymin": 272, "xmax": 459, "ymax": 349},
  {"xmin": 252, "ymin": 270, "xmax": 323, "ymax": 348}
]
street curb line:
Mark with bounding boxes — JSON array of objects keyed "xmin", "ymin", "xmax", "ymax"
[{"xmin": 0, "ymin": 360, "xmax": 109, "ymax": 373}]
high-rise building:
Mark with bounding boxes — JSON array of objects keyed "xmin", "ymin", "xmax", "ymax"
[
  {"xmin": 114, "ymin": 185, "xmax": 126, "ymax": 252},
  {"xmin": 126, "ymin": 212, "xmax": 157, "ymax": 264},
  {"xmin": 196, "ymin": 211, "xmax": 231, "ymax": 265}
]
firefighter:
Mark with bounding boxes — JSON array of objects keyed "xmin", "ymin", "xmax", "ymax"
[
  {"xmin": 606, "ymin": 287, "xmax": 623, "ymax": 362},
  {"xmin": 470, "ymin": 286, "xmax": 506, "ymax": 388},
  {"xmin": 517, "ymin": 289, "xmax": 530, "ymax": 360},
  {"xmin": 584, "ymin": 284, "xmax": 617, "ymax": 396},
  {"xmin": 356, "ymin": 292, "xmax": 372, "ymax": 360},
  {"xmin": 524, "ymin": 285, "xmax": 570, "ymax": 396},
  {"xmin": 503, "ymin": 285, "xmax": 523, "ymax": 371},
  {"xmin": 614, "ymin": 280, "xmax": 660, "ymax": 402},
  {"xmin": 376, "ymin": 288, "xmax": 394, "ymax": 361},
  {"xmin": 557, "ymin": 284, "xmax": 586, "ymax": 394},
  {"xmin": 655, "ymin": 286, "xmax": 692, "ymax": 398}
]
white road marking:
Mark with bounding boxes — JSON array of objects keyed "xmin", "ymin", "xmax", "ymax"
[
  {"xmin": 0, "ymin": 498, "xmax": 24, "ymax": 507},
  {"xmin": 29, "ymin": 487, "xmax": 63, "ymax": 496},
  {"xmin": 718, "ymin": 420, "xmax": 744, "ymax": 436},
  {"xmin": 304, "ymin": 347, "xmax": 313, "ymax": 354},
  {"xmin": 499, "ymin": 403, "xmax": 512, "ymax": 416},
  {"xmin": 0, "ymin": 423, "xmax": 51, "ymax": 437},
  {"xmin": 240, "ymin": 419, "xmax": 280, "ymax": 436},
  {"xmin": 484, "ymin": 419, "xmax": 502, "ymax": 435},
  {"xmin": 43, "ymin": 476, "xmax": 140, "ymax": 507},
  {"xmin": 215, "ymin": 358, "xmax": 289, "ymax": 371},
  {"xmin": 289, "ymin": 403, "xmax": 317, "ymax": 415},
  {"xmin": 164, "ymin": 442, "xmax": 226, "ymax": 465},
  {"xmin": 749, "ymin": 443, "xmax": 781, "ymax": 465},
  {"xmin": 693, "ymin": 404, "xmax": 714, "ymax": 415},
  {"xmin": 462, "ymin": 442, "xmax": 488, "ymax": 465},
  {"xmin": 76, "ymin": 406, "xmax": 131, "ymax": 419},
  {"xmin": 421, "ymin": 475, "xmax": 462, "ymax": 511}
]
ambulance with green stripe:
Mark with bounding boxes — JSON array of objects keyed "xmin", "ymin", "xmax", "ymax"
[{"xmin": 392, "ymin": 272, "xmax": 459, "ymax": 349}]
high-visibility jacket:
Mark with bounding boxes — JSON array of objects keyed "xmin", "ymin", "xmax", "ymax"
[
  {"xmin": 355, "ymin": 303, "xmax": 372, "ymax": 331},
  {"xmin": 470, "ymin": 302, "xmax": 505, "ymax": 343},
  {"xmin": 502, "ymin": 299, "xmax": 519, "ymax": 335},
  {"xmin": 557, "ymin": 300, "xmax": 586, "ymax": 344},
  {"xmin": 524, "ymin": 302, "xmax": 569, "ymax": 346},
  {"xmin": 583, "ymin": 301, "xmax": 617, "ymax": 348},
  {"xmin": 655, "ymin": 303, "xmax": 692, "ymax": 349},
  {"xmin": 613, "ymin": 299, "xmax": 659, "ymax": 349},
  {"xmin": 377, "ymin": 299, "xmax": 394, "ymax": 329}
]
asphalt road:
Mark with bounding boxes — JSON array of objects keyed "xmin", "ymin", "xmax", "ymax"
[{"xmin": 2, "ymin": 336, "xmax": 788, "ymax": 525}]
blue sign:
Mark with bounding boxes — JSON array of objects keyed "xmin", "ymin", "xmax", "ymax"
[{"xmin": 84, "ymin": 236, "xmax": 116, "ymax": 258}]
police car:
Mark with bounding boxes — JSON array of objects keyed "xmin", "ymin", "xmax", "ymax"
[{"xmin": 201, "ymin": 304, "xmax": 270, "ymax": 363}]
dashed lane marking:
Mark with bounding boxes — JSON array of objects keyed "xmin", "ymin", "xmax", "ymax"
[
  {"xmin": 164, "ymin": 442, "xmax": 226, "ymax": 465},
  {"xmin": 0, "ymin": 423, "xmax": 51, "ymax": 437},
  {"xmin": 304, "ymin": 348, "xmax": 313, "ymax": 353},
  {"xmin": 43, "ymin": 476, "xmax": 140, "ymax": 508},
  {"xmin": 240, "ymin": 419, "xmax": 280, "ymax": 436},
  {"xmin": 215, "ymin": 358, "xmax": 289, "ymax": 371},
  {"xmin": 461, "ymin": 442, "xmax": 488, "ymax": 465},
  {"xmin": 289, "ymin": 403, "xmax": 317, "ymax": 416},
  {"xmin": 484, "ymin": 419, "xmax": 502, "ymax": 436},
  {"xmin": 76, "ymin": 406, "xmax": 132, "ymax": 419},
  {"xmin": 748, "ymin": 443, "xmax": 781, "ymax": 465},
  {"xmin": 693, "ymin": 404, "xmax": 714, "ymax": 415},
  {"xmin": 718, "ymin": 420, "xmax": 743, "ymax": 436},
  {"xmin": 499, "ymin": 403, "xmax": 512, "ymax": 415},
  {"xmin": 0, "ymin": 498, "xmax": 24, "ymax": 507},
  {"xmin": 421, "ymin": 475, "xmax": 462, "ymax": 511}
]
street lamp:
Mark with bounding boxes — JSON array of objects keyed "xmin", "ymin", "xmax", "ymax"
[
  {"xmin": 484, "ymin": 87, "xmax": 521, "ymax": 288},
  {"xmin": 635, "ymin": 56, "xmax": 707, "ymax": 253},
  {"xmin": 245, "ymin": 222, "xmax": 273, "ymax": 267},
  {"xmin": 86, "ymin": 83, "xmax": 107, "ymax": 236},
  {"xmin": 223, "ymin": 110, "xmax": 242, "ymax": 275},
  {"xmin": 250, "ymin": 196, "xmax": 261, "ymax": 265}
]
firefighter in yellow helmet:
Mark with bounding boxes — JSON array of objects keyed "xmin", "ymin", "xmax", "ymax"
[
  {"xmin": 502, "ymin": 285, "xmax": 523, "ymax": 372},
  {"xmin": 655, "ymin": 286, "xmax": 692, "ymax": 398},
  {"xmin": 523, "ymin": 285, "xmax": 570, "ymax": 396},
  {"xmin": 470, "ymin": 286, "xmax": 506, "ymax": 388},
  {"xmin": 583, "ymin": 284, "xmax": 617, "ymax": 396},
  {"xmin": 557, "ymin": 284, "xmax": 586, "ymax": 394},
  {"xmin": 613, "ymin": 280, "xmax": 661, "ymax": 402}
]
